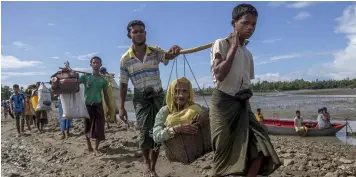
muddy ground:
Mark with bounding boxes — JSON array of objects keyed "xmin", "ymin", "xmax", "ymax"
[{"xmin": 1, "ymin": 110, "xmax": 356, "ymax": 177}]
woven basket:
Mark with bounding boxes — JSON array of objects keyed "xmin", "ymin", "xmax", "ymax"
[{"xmin": 163, "ymin": 110, "xmax": 212, "ymax": 164}]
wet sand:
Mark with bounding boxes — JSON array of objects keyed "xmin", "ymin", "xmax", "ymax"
[{"xmin": 1, "ymin": 109, "xmax": 356, "ymax": 177}]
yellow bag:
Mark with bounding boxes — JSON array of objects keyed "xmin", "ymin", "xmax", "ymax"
[
  {"xmin": 31, "ymin": 96, "xmax": 38, "ymax": 111},
  {"xmin": 102, "ymin": 76, "xmax": 115, "ymax": 123}
]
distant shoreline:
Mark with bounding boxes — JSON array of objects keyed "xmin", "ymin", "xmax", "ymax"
[{"xmin": 194, "ymin": 88, "xmax": 356, "ymax": 96}]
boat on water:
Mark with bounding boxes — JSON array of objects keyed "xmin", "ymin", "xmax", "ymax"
[{"xmin": 263, "ymin": 119, "xmax": 346, "ymax": 136}]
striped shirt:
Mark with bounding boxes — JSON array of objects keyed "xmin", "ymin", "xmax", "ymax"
[{"xmin": 119, "ymin": 45, "xmax": 168, "ymax": 92}]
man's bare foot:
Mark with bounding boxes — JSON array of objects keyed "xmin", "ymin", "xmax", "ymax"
[
  {"xmin": 94, "ymin": 149, "xmax": 103, "ymax": 157},
  {"xmin": 143, "ymin": 169, "xmax": 151, "ymax": 177},
  {"xmin": 88, "ymin": 147, "xmax": 94, "ymax": 152},
  {"xmin": 150, "ymin": 171, "xmax": 159, "ymax": 177}
]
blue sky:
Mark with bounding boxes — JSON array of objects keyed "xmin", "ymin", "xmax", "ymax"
[{"xmin": 2, "ymin": 1, "xmax": 356, "ymax": 89}]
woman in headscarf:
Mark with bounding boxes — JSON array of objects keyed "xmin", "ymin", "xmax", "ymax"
[{"xmin": 153, "ymin": 77, "xmax": 204, "ymax": 144}]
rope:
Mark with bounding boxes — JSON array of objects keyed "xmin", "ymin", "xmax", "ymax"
[
  {"xmin": 182, "ymin": 54, "xmax": 209, "ymax": 108},
  {"xmin": 184, "ymin": 59, "xmax": 186, "ymax": 77}
]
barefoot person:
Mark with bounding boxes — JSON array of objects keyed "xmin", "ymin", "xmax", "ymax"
[
  {"xmin": 80, "ymin": 56, "xmax": 110, "ymax": 156},
  {"xmin": 2, "ymin": 100, "xmax": 9, "ymax": 120},
  {"xmin": 9, "ymin": 84, "xmax": 25, "ymax": 136},
  {"xmin": 119, "ymin": 20, "xmax": 181, "ymax": 177},
  {"xmin": 31, "ymin": 82, "xmax": 49, "ymax": 133},
  {"xmin": 23, "ymin": 95, "xmax": 35, "ymax": 131},
  {"xmin": 209, "ymin": 4, "xmax": 281, "ymax": 177},
  {"xmin": 58, "ymin": 97, "xmax": 71, "ymax": 139}
]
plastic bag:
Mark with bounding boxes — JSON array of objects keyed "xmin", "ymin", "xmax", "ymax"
[
  {"xmin": 110, "ymin": 77, "xmax": 120, "ymax": 114},
  {"xmin": 36, "ymin": 83, "xmax": 52, "ymax": 111},
  {"xmin": 60, "ymin": 84, "xmax": 89, "ymax": 119}
]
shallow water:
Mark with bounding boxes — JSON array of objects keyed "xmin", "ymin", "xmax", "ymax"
[{"xmin": 123, "ymin": 93, "xmax": 356, "ymax": 146}]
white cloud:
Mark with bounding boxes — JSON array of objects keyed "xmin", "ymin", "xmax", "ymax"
[
  {"xmin": 253, "ymin": 71, "xmax": 306, "ymax": 83},
  {"xmin": 1, "ymin": 55, "xmax": 42, "ymax": 69},
  {"xmin": 319, "ymin": 4, "xmax": 356, "ymax": 80},
  {"xmin": 12, "ymin": 41, "xmax": 31, "ymax": 50},
  {"xmin": 255, "ymin": 60, "xmax": 277, "ymax": 66},
  {"xmin": 65, "ymin": 52, "xmax": 99, "ymax": 61},
  {"xmin": 269, "ymin": 51, "xmax": 336, "ymax": 61},
  {"xmin": 2, "ymin": 71, "xmax": 48, "ymax": 77},
  {"xmin": 294, "ymin": 11, "xmax": 311, "ymax": 20},
  {"xmin": 50, "ymin": 56, "xmax": 60, "ymax": 60},
  {"xmin": 1, "ymin": 76, "xmax": 10, "ymax": 81},
  {"xmin": 117, "ymin": 45, "xmax": 130, "ymax": 49},
  {"xmin": 270, "ymin": 54, "xmax": 302, "ymax": 60},
  {"xmin": 261, "ymin": 38, "xmax": 282, "ymax": 44},
  {"xmin": 48, "ymin": 23, "xmax": 55, "ymax": 26},
  {"xmin": 268, "ymin": 2, "xmax": 286, "ymax": 7},
  {"xmin": 133, "ymin": 3, "xmax": 147, "ymax": 12},
  {"xmin": 287, "ymin": 2, "xmax": 314, "ymax": 9}
]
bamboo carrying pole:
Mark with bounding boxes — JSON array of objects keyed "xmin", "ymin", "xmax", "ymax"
[
  {"xmin": 58, "ymin": 67, "xmax": 115, "ymax": 77},
  {"xmin": 153, "ymin": 42, "xmax": 214, "ymax": 54}
]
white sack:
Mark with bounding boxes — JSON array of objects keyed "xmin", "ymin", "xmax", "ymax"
[
  {"xmin": 60, "ymin": 84, "xmax": 89, "ymax": 119},
  {"xmin": 36, "ymin": 83, "xmax": 52, "ymax": 111}
]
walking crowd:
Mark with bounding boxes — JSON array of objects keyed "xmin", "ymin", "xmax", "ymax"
[{"xmin": 1, "ymin": 4, "xmax": 289, "ymax": 177}]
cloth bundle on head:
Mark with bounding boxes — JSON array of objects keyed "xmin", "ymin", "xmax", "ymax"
[{"xmin": 164, "ymin": 77, "xmax": 203, "ymax": 127}]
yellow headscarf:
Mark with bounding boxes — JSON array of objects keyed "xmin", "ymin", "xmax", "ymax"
[{"xmin": 164, "ymin": 77, "xmax": 204, "ymax": 127}]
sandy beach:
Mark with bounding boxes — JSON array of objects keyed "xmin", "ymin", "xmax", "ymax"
[{"xmin": 1, "ymin": 108, "xmax": 356, "ymax": 177}]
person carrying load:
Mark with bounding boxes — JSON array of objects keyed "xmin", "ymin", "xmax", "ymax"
[
  {"xmin": 209, "ymin": 4, "xmax": 281, "ymax": 177},
  {"xmin": 32, "ymin": 82, "xmax": 49, "ymax": 133},
  {"xmin": 119, "ymin": 20, "xmax": 181, "ymax": 177},
  {"xmin": 23, "ymin": 94, "xmax": 35, "ymax": 131},
  {"xmin": 79, "ymin": 56, "xmax": 111, "ymax": 156}
]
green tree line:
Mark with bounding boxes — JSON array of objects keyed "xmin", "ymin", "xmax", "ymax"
[
  {"xmin": 192, "ymin": 78, "xmax": 356, "ymax": 95},
  {"xmin": 2, "ymin": 78, "xmax": 355, "ymax": 100}
]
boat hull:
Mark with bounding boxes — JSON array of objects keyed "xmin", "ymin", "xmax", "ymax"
[{"xmin": 263, "ymin": 119, "xmax": 346, "ymax": 136}]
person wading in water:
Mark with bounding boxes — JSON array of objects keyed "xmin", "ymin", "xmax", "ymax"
[{"xmin": 119, "ymin": 20, "xmax": 181, "ymax": 177}]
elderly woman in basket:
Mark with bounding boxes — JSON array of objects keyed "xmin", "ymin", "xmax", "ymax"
[{"xmin": 153, "ymin": 77, "xmax": 206, "ymax": 144}]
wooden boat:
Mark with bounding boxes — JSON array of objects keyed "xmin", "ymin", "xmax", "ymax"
[{"xmin": 263, "ymin": 119, "xmax": 346, "ymax": 136}]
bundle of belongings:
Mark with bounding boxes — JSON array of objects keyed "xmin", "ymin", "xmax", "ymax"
[{"xmin": 51, "ymin": 67, "xmax": 89, "ymax": 119}]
